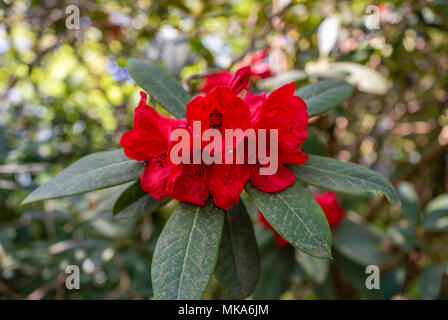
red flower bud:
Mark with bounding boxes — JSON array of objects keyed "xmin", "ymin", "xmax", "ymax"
[{"xmin": 228, "ymin": 66, "xmax": 251, "ymax": 95}]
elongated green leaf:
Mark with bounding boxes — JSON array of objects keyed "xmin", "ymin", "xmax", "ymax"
[
  {"xmin": 152, "ymin": 201, "xmax": 225, "ymax": 300},
  {"xmin": 333, "ymin": 214, "xmax": 393, "ymax": 266},
  {"xmin": 215, "ymin": 201, "xmax": 260, "ymax": 299},
  {"xmin": 422, "ymin": 194, "xmax": 448, "ymax": 231},
  {"xmin": 22, "ymin": 150, "xmax": 143, "ymax": 204},
  {"xmin": 246, "ymin": 183, "xmax": 332, "ymax": 258},
  {"xmin": 296, "ymin": 79, "xmax": 354, "ymax": 117},
  {"xmin": 296, "ymin": 250, "xmax": 329, "ymax": 284},
  {"xmin": 126, "ymin": 58, "xmax": 191, "ymax": 118},
  {"xmin": 419, "ymin": 264, "xmax": 443, "ymax": 300},
  {"xmin": 113, "ymin": 181, "xmax": 169, "ymax": 219},
  {"xmin": 292, "ymin": 155, "xmax": 398, "ymax": 205},
  {"xmin": 397, "ymin": 182, "xmax": 420, "ymax": 225}
]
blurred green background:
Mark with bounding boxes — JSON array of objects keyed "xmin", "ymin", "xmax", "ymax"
[{"xmin": 0, "ymin": 0, "xmax": 447, "ymax": 299}]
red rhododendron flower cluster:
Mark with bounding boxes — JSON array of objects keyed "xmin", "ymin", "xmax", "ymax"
[
  {"xmin": 199, "ymin": 49, "xmax": 273, "ymax": 94},
  {"xmin": 259, "ymin": 191, "xmax": 345, "ymax": 246},
  {"xmin": 121, "ymin": 62, "xmax": 308, "ymax": 210}
]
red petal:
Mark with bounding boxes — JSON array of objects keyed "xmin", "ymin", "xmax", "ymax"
[
  {"xmin": 250, "ymin": 164, "xmax": 296, "ymax": 193},
  {"xmin": 140, "ymin": 157, "xmax": 172, "ymax": 199},
  {"xmin": 208, "ymin": 164, "xmax": 249, "ymax": 209},
  {"xmin": 169, "ymin": 164, "xmax": 210, "ymax": 206},
  {"xmin": 186, "ymin": 87, "xmax": 250, "ymax": 151},
  {"xmin": 199, "ymin": 71, "xmax": 232, "ymax": 94},
  {"xmin": 120, "ymin": 130, "xmax": 167, "ymax": 161},
  {"xmin": 229, "ymin": 66, "xmax": 251, "ymax": 95}
]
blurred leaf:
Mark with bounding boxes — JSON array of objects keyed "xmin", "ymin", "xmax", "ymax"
[
  {"xmin": 22, "ymin": 150, "xmax": 144, "ymax": 204},
  {"xmin": 317, "ymin": 16, "xmax": 339, "ymax": 56},
  {"xmin": 215, "ymin": 200, "xmax": 260, "ymax": 299},
  {"xmin": 246, "ymin": 183, "xmax": 332, "ymax": 259},
  {"xmin": 292, "ymin": 155, "xmax": 398, "ymax": 205},
  {"xmin": 397, "ymin": 182, "xmax": 420, "ymax": 225},
  {"xmin": 252, "ymin": 245, "xmax": 295, "ymax": 300},
  {"xmin": 296, "ymin": 250, "xmax": 329, "ymax": 284},
  {"xmin": 151, "ymin": 201, "xmax": 224, "ymax": 300},
  {"xmin": 327, "ymin": 62, "xmax": 388, "ymax": 95},
  {"xmin": 333, "ymin": 213, "xmax": 393, "ymax": 266},
  {"xmin": 419, "ymin": 264, "xmax": 443, "ymax": 300},
  {"xmin": 113, "ymin": 181, "xmax": 169, "ymax": 219},
  {"xmin": 296, "ymin": 79, "xmax": 354, "ymax": 117},
  {"xmin": 422, "ymin": 194, "xmax": 448, "ymax": 231},
  {"xmin": 381, "ymin": 268, "xmax": 406, "ymax": 300},
  {"xmin": 333, "ymin": 250, "xmax": 381, "ymax": 299},
  {"xmin": 126, "ymin": 58, "xmax": 191, "ymax": 118},
  {"xmin": 259, "ymin": 70, "xmax": 308, "ymax": 88},
  {"xmin": 301, "ymin": 127, "xmax": 327, "ymax": 156},
  {"xmin": 162, "ymin": 38, "xmax": 191, "ymax": 76}
]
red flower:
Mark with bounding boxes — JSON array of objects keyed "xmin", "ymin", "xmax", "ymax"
[
  {"xmin": 313, "ymin": 191, "xmax": 345, "ymax": 228},
  {"xmin": 121, "ymin": 73, "xmax": 309, "ymax": 210},
  {"xmin": 120, "ymin": 92, "xmax": 186, "ymax": 200},
  {"xmin": 259, "ymin": 191, "xmax": 345, "ymax": 246},
  {"xmin": 199, "ymin": 71, "xmax": 232, "ymax": 94},
  {"xmin": 199, "ymin": 67, "xmax": 251, "ymax": 95},
  {"xmin": 245, "ymin": 82, "xmax": 308, "ymax": 193},
  {"xmin": 199, "ymin": 49, "xmax": 273, "ymax": 94},
  {"xmin": 239, "ymin": 49, "xmax": 273, "ymax": 79},
  {"xmin": 121, "ymin": 88, "xmax": 251, "ymax": 210}
]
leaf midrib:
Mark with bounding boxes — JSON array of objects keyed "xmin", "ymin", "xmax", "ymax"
[{"xmin": 177, "ymin": 206, "xmax": 200, "ymax": 299}]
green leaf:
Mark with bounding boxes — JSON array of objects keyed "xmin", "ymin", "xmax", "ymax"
[
  {"xmin": 113, "ymin": 181, "xmax": 170, "ymax": 219},
  {"xmin": 381, "ymin": 268, "xmax": 406, "ymax": 300},
  {"xmin": 291, "ymin": 154, "xmax": 398, "ymax": 205},
  {"xmin": 419, "ymin": 264, "xmax": 443, "ymax": 300},
  {"xmin": 151, "ymin": 201, "xmax": 225, "ymax": 300},
  {"xmin": 296, "ymin": 250, "xmax": 329, "ymax": 284},
  {"xmin": 126, "ymin": 58, "xmax": 191, "ymax": 119},
  {"xmin": 422, "ymin": 194, "xmax": 448, "ymax": 231},
  {"xmin": 397, "ymin": 182, "xmax": 420, "ymax": 225},
  {"xmin": 22, "ymin": 149, "xmax": 143, "ymax": 204},
  {"xmin": 333, "ymin": 214, "xmax": 393, "ymax": 266},
  {"xmin": 215, "ymin": 200, "xmax": 260, "ymax": 299},
  {"xmin": 252, "ymin": 245, "xmax": 295, "ymax": 300},
  {"xmin": 246, "ymin": 183, "xmax": 332, "ymax": 258},
  {"xmin": 296, "ymin": 79, "xmax": 354, "ymax": 117}
]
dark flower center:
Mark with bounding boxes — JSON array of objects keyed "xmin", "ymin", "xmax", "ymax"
[
  {"xmin": 155, "ymin": 152, "xmax": 168, "ymax": 168},
  {"xmin": 208, "ymin": 109, "xmax": 223, "ymax": 130}
]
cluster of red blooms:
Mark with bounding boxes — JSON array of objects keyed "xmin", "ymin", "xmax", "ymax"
[
  {"xmin": 121, "ymin": 50, "xmax": 308, "ymax": 210},
  {"xmin": 259, "ymin": 191, "xmax": 345, "ymax": 246}
]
